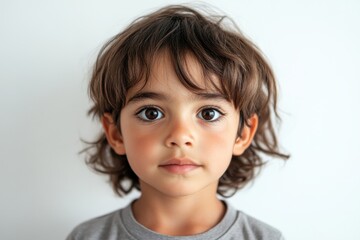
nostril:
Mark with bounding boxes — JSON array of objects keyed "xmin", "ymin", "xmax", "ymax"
[{"xmin": 167, "ymin": 140, "xmax": 192, "ymax": 147}]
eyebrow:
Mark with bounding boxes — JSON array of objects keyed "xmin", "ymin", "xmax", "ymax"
[
  {"xmin": 194, "ymin": 92, "xmax": 229, "ymax": 101},
  {"xmin": 127, "ymin": 91, "xmax": 228, "ymax": 104},
  {"xmin": 127, "ymin": 92, "xmax": 166, "ymax": 104}
]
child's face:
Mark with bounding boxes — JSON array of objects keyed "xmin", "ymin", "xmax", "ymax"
[{"xmin": 106, "ymin": 52, "xmax": 254, "ymax": 198}]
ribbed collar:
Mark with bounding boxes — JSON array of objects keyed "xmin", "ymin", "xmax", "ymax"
[{"xmin": 120, "ymin": 201, "xmax": 238, "ymax": 240}]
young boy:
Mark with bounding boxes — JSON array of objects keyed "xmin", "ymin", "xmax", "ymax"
[{"xmin": 67, "ymin": 4, "xmax": 288, "ymax": 240}]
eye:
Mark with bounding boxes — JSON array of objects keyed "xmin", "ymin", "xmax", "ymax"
[
  {"xmin": 136, "ymin": 107, "xmax": 164, "ymax": 121},
  {"xmin": 197, "ymin": 108, "xmax": 224, "ymax": 122}
]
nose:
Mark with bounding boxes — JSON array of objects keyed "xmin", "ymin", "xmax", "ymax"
[{"xmin": 165, "ymin": 117, "xmax": 194, "ymax": 148}]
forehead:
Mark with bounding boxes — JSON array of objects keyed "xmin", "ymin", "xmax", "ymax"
[{"xmin": 126, "ymin": 50, "xmax": 222, "ymax": 99}]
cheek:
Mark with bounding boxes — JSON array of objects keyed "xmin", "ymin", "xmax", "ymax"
[
  {"xmin": 121, "ymin": 122, "xmax": 160, "ymax": 163},
  {"xmin": 198, "ymin": 125, "xmax": 236, "ymax": 165}
]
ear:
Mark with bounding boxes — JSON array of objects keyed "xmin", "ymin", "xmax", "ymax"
[
  {"xmin": 233, "ymin": 114, "xmax": 258, "ymax": 156},
  {"xmin": 101, "ymin": 113, "xmax": 126, "ymax": 155}
]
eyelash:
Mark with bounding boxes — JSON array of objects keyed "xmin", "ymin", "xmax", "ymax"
[
  {"xmin": 135, "ymin": 105, "xmax": 226, "ymax": 122},
  {"xmin": 197, "ymin": 106, "xmax": 225, "ymax": 122},
  {"xmin": 135, "ymin": 105, "xmax": 164, "ymax": 122}
]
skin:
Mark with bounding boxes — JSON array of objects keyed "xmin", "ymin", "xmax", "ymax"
[{"xmin": 102, "ymin": 51, "xmax": 258, "ymax": 236}]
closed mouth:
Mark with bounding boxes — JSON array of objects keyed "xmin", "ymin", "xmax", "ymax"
[
  {"xmin": 159, "ymin": 158, "xmax": 199, "ymax": 166},
  {"xmin": 159, "ymin": 158, "xmax": 201, "ymax": 174}
]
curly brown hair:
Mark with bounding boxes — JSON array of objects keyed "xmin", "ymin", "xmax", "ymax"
[{"xmin": 84, "ymin": 5, "xmax": 289, "ymax": 197}]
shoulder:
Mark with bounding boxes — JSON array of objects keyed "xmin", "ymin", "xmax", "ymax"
[
  {"xmin": 234, "ymin": 209, "xmax": 284, "ymax": 240},
  {"xmin": 66, "ymin": 207, "xmax": 127, "ymax": 240}
]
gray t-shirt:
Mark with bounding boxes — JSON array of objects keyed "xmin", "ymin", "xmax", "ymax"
[{"xmin": 66, "ymin": 202, "xmax": 284, "ymax": 240}]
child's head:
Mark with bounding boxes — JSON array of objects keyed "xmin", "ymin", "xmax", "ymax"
[{"xmin": 85, "ymin": 5, "xmax": 288, "ymax": 197}]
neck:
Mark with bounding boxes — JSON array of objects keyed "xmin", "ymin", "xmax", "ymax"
[{"xmin": 132, "ymin": 183, "xmax": 226, "ymax": 236}]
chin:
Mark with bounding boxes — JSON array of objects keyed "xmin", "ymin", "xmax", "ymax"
[{"xmin": 157, "ymin": 183, "xmax": 216, "ymax": 198}]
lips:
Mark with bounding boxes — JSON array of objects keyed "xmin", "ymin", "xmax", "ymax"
[{"xmin": 159, "ymin": 158, "xmax": 201, "ymax": 174}]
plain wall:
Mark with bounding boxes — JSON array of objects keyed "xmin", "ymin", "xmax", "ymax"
[{"xmin": 1, "ymin": 0, "xmax": 359, "ymax": 239}]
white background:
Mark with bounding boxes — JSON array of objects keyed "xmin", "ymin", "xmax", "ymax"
[{"xmin": 1, "ymin": 0, "xmax": 359, "ymax": 239}]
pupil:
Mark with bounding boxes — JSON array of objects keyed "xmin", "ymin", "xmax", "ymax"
[
  {"xmin": 202, "ymin": 109, "xmax": 214, "ymax": 120},
  {"xmin": 145, "ymin": 108, "xmax": 158, "ymax": 119}
]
